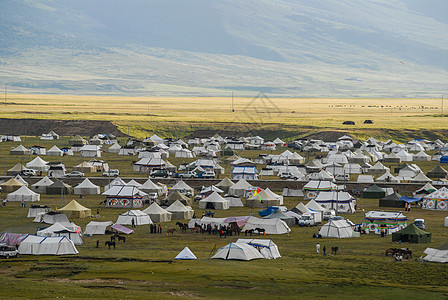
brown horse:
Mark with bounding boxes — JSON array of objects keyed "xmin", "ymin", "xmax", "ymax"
[{"xmin": 166, "ymin": 228, "xmax": 176, "ymax": 236}]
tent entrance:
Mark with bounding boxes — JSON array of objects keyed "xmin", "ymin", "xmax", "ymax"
[{"xmin": 206, "ymin": 202, "xmax": 215, "ymax": 209}]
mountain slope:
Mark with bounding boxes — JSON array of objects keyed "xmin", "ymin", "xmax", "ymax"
[{"xmin": 0, "ymin": 0, "xmax": 447, "ymax": 97}]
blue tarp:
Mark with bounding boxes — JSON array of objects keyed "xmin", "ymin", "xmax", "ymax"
[
  {"xmin": 440, "ymin": 156, "xmax": 448, "ymax": 163},
  {"xmin": 400, "ymin": 196, "xmax": 421, "ymax": 203}
]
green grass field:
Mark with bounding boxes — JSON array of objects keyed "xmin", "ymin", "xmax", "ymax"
[{"xmin": 0, "ymin": 137, "xmax": 447, "ymax": 299}]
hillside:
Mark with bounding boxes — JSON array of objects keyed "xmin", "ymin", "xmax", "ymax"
[{"xmin": 0, "ymin": 0, "xmax": 447, "ymax": 97}]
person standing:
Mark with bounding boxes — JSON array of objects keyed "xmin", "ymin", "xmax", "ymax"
[
  {"xmin": 131, "ymin": 218, "xmax": 136, "ymax": 228},
  {"xmin": 316, "ymin": 243, "xmax": 321, "ymax": 254},
  {"xmin": 323, "ymin": 246, "xmax": 326, "ymax": 256}
]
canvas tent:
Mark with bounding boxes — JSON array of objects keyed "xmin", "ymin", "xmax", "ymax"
[
  {"xmin": 319, "ymin": 219, "xmax": 354, "ymax": 238},
  {"xmin": 74, "ymin": 178, "xmax": 100, "ymax": 195},
  {"xmin": 36, "ymin": 222, "xmax": 83, "ymax": 245},
  {"xmin": 362, "ymin": 211, "xmax": 408, "ymax": 234},
  {"xmin": 140, "ymin": 178, "xmax": 164, "ymax": 196},
  {"xmin": 26, "ymin": 156, "xmax": 49, "ymax": 172},
  {"xmin": 116, "ymin": 210, "xmax": 152, "ymax": 225},
  {"xmin": 379, "ymin": 192, "xmax": 405, "ymax": 208},
  {"xmin": 34, "ymin": 212, "xmax": 69, "ymax": 224},
  {"xmin": 242, "ymin": 216, "xmax": 291, "ymax": 235},
  {"xmin": 142, "ymin": 202, "xmax": 172, "ymax": 223},
  {"xmin": 18, "ymin": 235, "xmax": 78, "ymax": 255},
  {"xmin": 363, "ymin": 184, "xmax": 386, "ymax": 199},
  {"xmin": 10, "ymin": 144, "xmax": 30, "ymax": 155},
  {"xmin": 211, "ymin": 242, "xmax": 264, "ymax": 261},
  {"xmin": 46, "ymin": 181, "xmax": 73, "ymax": 195},
  {"xmin": 7, "ymin": 163, "xmax": 26, "ymax": 176},
  {"xmin": 391, "ymin": 223, "xmax": 431, "ymax": 243},
  {"xmin": 84, "ymin": 221, "xmax": 113, "ymax": 235},
  {"xmin": 103, "ymin": 185, "xmax": 146, "ymax": 208},
  {"xmin": 216, "ymin": 177, "xmax": 235, "ymax": 193},
  {"xmin": 31, "ymin": 176, "xmax": 54, "ymax": 193},
  {"xmin": 422, "ymin": 187, "xmax": 448, "ymax": 211},
  {"xmin": 303, "ymin": 180, "xmax": 336, "ymax": 200},
  {"xmin": 27, "ymin": 205, "xmax": 49, "ymax": 218},
  {"xmin": 58, "ymin": 200, "xmax": 91, "ymax": 218},
  {"xmin": 7, "ymin": 185, "xmax": 40, "ymax": 202},
  {"xmin": 175, "ymin": 247, "xmax": 197, "ymax": 260},
  {"xmin": 166, "ymin": 200, "xmax": 194, "ymax": 220},
  {"xmin": 74, "ymin": 161, "xmax": 96, "ymax": 173},
  {"xmin": 170, "ymin": 180, "xmax": 194, "ymax": 197},
  {"xmin": 198, "ymin": 192, "xmax": 230, "ymax": 210},
  {"xmin": 47, "ymin": 145, "xmax": 64, "ymax": 156},
  {"xmin": 162, "ymin": 190, "xmax": 192, "ymax": 206},
  {"xmin": 423, "ymin": 242, "xmax": 448, "ymax": 263},
  {"xmin": 0, "ymin": 177, "xmax": 26, "ymax": 193},
  {"xmin": 263, "ymin": 210, "xmax": 296, "ymax": 227},
  {"xmin": 236, "ymin": 239, "xmax": 281, "ymax": 259},
  {"xmin": 427, "ymin": 165, "xmax": 448, "ymax": 179},
  {"xmin": 305, "ymin": 200, "xmax": 326, "ymax": 223},
  {"xmin": 224, "ymin": 196, "xmax": 244, "ymax": 207},
  {"xmin": 228, "ymin": 179, "xmax": 253, "ymax": 197},
  {"xmin": 313, "ymin": 191, "xmax": 356, "ymax": 213},
  {"xmin": 246, "ymin": 189, "xmax": 281, "ymax": 208}
]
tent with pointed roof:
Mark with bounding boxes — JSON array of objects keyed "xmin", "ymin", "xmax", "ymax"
[
  {"xmin": 7, "ymin": 163, "xmax": 26, "ymax": 176},
  {"xmin": 216, "ymin": 177, "xmax": 235, "ymax": 193},
  {"xmin": 6, "ymin": 185, "xmax": 40, "ymax": 202},
  {"xmin": 34, "ymin": 211, "xmax": 70, "ymax": 224},
  {"xmin": 104, "ymin": 177, "xmax": 127, "ymax": 191},
  {"xmin": 69, "ymin": 135, "xmax": 87, "ymax": 146},
  {"xmin": 58, "ymin": 200, "xmax": 91, "ymax": 218},
  {"xmin": 170, "ymin": 180, "xmax": 194, "ymax": 196},
  {"xmin": 18, "ymin": 235, "xmax": 78, "ymax": 255},
  {"xmin": 413, "ymin": 151, "xmax": 431, "ymax": 161},
  {"xmin": 36, "ymin": 222, "xmax": 83, "ymax": 245},
  {"xmin": 314, "ymin": 191, "xmax": 356, "ymax": 213},
  {"xmin": 47, "ymin": 145, "xmax": 64, "ymax": 156},
  {"xmin": 224, "ymin": 196, "xmax": 244, "ymax": 207},
  {"xmin": 74, "ymin": 161, "xmax": 96, "ymax": 173},
  {"xmin": 427, "ymin": 165, "xmax": 448, "ymax": 179},
  {"xmin": 166, "ymin": 200, "xmax": 194, "ymax": 220},
  {"xmin": 368, "ymin": 162, "xmax": 389, "ymax": 175},
  {"xmin": 422, "ymin": 187, "xmax": 448, "ymax": 211},
  {"xmin": 319, "ymin": 220, "xmax": 354, "ymax": 238},
  {"xmin": 103, "ymin": 185, "xmax": 146, "ymax": 208},
  {"xmin": 236, "ymin": 239, "xmax": 281, "ymax": 259},
  {"xmin": 376, "ymin": 171, "xmax": 400, "ymax": 183},
  {"xmin": 228, "ymin": 179, "xmax": 253, "ymax": 197},
  {"xmin": 74, "ymin": 178, "xmax": 100, "ymax": 195},
  {"xmin": 31, "ymin": 176, "xmax": 54, "ymax": 193},
  {"xmin": 14, "ymin": 174, "xmax": 29, "ymax": 186},
  {"xmin": 415, "ymin": 183, "xmax": 437, "ymax": 197},
  {"xmin": 242, "ymin": 216, "xmax": 291, "ymax": 235},
  {"xmin": 0, "ymin": 177, "xmax": 26, "ymax": 193},
  {"xmin": 116, "ymin": 210, "xmax": 152, "ymax": 225},
  {"xmin": 246, "ymin": 189, "xmax": 281, "ymax": 208},
  {"xmin": 127, "ymin": 179, "xmax": 143, "ymax": 188},
  {"xmin": 363, "ymin": 184, "xmax": 386, "ymax": 199},
  {"xmin": 199, "ymin": 192, "xmax": 230, "ymax": 210},
  {"xmin": 26, "ymin": 156, "xmax": 49, "ymax": 172},
  {"xmin": 379, "ymin": 192, "xmax": 404, "ymax": 208},
  {"xmin": 410, "ymin": 172, "xmax": 432, "ymax": 183},
  {"xmin": 142, "ymin": 202, "xmax": 172, "ymax": 223},
  {"xmin": 392, "ymin": 223, "xmax": 431, "ymax": 243},
  {"xmin": 175, "ymin": 246, "xmax": 197, "ymax": 260},
  {"xmin": 305, "ymin": 200, "xmax": 325, "ymax": 222},
  {"xmin": 10, "ymin": 144, "xmax": 30, "ymax": 155},
  {"xmin": 383, "ymin": 152, "xmax": 401, "ymax": 164},
  {"xmin": 303, "ymin": 180, "xmax": 336, "ymax": 200},
  {"xmin": 84, "ymin": 221, "xmax": 113, "ymax": 235},
  {"xmin": 211, "ymin": 242, "xmax": 264, "ymax": 261},
  {"xmin": 162, "ymin": 190, "xmax": 192, "ymax": 206},
  {"xmin": 140, "ymin": 178, "xmax": 164, "ymax": 196},
  {"xmin": 27, "ymin": 205, "xmax": 49, "ymax": 217},
  {"xmin": 291, "ymin": 202, "xmax": 311, "ymax": 215},
  {"xmin": 263, "ymin": 210, "xmax": 296, "ymax": 226},
  {"xmin": 108, "ymin": 143, "xmax": 121, "ymax": 153},
  {"xmin": 46, "ymin": 180, "xmax": 73, "ymax": 195},
  {"xmin": 423, "ymin": 242, "xmax": 448, "ymax": 263}
]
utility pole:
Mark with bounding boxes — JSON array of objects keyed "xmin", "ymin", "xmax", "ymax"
[{"xmin": 442, "ymin": 95, "xmax": 444, "ymax": 115}]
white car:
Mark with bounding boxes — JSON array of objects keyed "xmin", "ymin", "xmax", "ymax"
[
  {"xmin": 0, "ymin": 244, "xmax": 19, "ymax": 259},
  {"xmin": 65, "ymin": 171, "xmax": 85, "ymax": 178},
  {"xmin": 103, "ymin": 169, "xmax": 120, "ymax": 177}
]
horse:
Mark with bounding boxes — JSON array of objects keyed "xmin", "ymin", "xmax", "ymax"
[
  {"xmin": 176, "ymin": 222, "xmax": 188, "ymax": 233},
  {"xmin": 166, "ymin": 228, "xmax": 176, "ymax": 236},
  {"xmin": 398, "ymin": 248, "xmax": 412, "ymax": 259},
  {"xmin": 228, "ymin": 222, "xmax": 241, "ymax": 236},
  {"xmin": 245, "ymin": 229, "xmax": 254, "ymax": 236},
  {"xmin": 117, "ymin": 235, "xmax": 126, "ymax": 243},
  {"xmin": 255, "ymin": 228, "xmax": 265, "ymax": 235},
  {"xmin": 331, "ymin": 247, "xmax": 339, "ymax": 255},
  {"xmin": 105, "ymin": 241, "xmax": 116, "ymax": 249},
  {"xmin": 385, "ymin": 248, "xmax": 399, "ymax": 256},
  {"xmin": 110, "ymin": 235, "xmax": 116, "ymax": 242}
]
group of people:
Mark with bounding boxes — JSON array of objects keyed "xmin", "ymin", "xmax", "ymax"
[
  {"xmin": 149, "ymin": 223, "xmax": 162, "ymax": 234},
  {"xmin": 316, "ymin": 243, "xmax": 326, "ymax": 255},
  {"xmin": 404, "ymin": 203, "xmax": 412, "ymax": 211}
]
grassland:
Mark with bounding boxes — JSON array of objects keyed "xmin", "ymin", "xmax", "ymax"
[
  {"xmin": 1, "ymin": 94, "xmax": 448, "ymax": 141},
  {"xmin": 0, "ymin": 137, "xmax": 447, "ymax": 299}
]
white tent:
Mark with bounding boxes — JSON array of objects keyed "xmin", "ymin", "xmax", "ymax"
[
  {"xmin": 319, "ymin": 220, "xmax": 354, "ymax": 238},
  {"xmin": 104, "ymin": 177, "xmax": 127, "ymax": 191},
  {"xmin": 305, "ymin": 200, "xmax": 326, "ymax": 223},
  {"xmin": 423, "ymin": 243, "xmax": 448, "ymax": 263},
  {"xmin": 34, "ymin": 212, "xmax": 70, "ymax": 224},
  {"xmin": 224, "ymin": 196, "xmax": 244, "ymax": 207},
  {"xmin": 422, "ymin": 187, "xmax": 448, "ymax": 211},
  {"xmin": 74, "ymin": 178, "xmax": 100, "ymax": 195},
  {"xmin": 18, "ymin": 235, "xmax": 78, "ymax": 255},
  {"xmin": 410, "ymin": 171, "xmax": 432, "ymax": 183},
  {"xmin": 211, "ymin": 242, "xmax": 264, "ymax": 261},
  {"xmin": 10, "ymin": 144, "xmax": 30, "ymax": 155},
  {"xmin": 47, "ymin": 145, "xmax": 64, "ymax": 156},
  {"xmin": 27, "ymin": 205, "xmax": 49, "ymax": 217},
  {"xmin": 31, "ymin": 176, "xmax": 54, "ymax": 193},
  {"xmin": 170, "ymin": 180, "xmax": 194, "ymax": 196},
  {"xmin": 236, "ymin": 239, "xmax": 281, "ymax": 259},
  {"xmin": 140, "ymin": 178, "xmax": 164, "ymax": 196},
  {"xmin": 6, "ymin": 185, "xmax": 40, "ymax": 202},
  {"xmin": 376, "ymin": 171, "xmax": 400, "ymax": 183},
  {"xmin": 116, "ymin": 210, "xmax": 152, "ymax": 225},
  {"xmin": 198, "ymin": 192, "xmax": 230, "ymax": 210},
  {"xmin": 127, "ymin": 179, "xmax": 143, "ymax": 188},
  {"xmin": 242, "ymin": 216, "xmax": 291, "ymax": 235},
  {"xmin": 36, "ymin": 222, "xmax": 83, "ymax": 245},
  {"xmin": 84, "ymin": 221, "xmax": 113, "ymax": 235},
  {"xmin": 14, "ymin": 174, "xmax": 29, "ymax": 186},
  {"xmin": 228, "ymin": 179, "xmax": 253, "ymax": 197},
  {"xmin": 108, "ymin": 143, "xmax": 121, "ymax": 153},
  {"xmin": 313, "ymin": 191, "xmax": 356, "ymax": 213},
  {"xmin": 26, "ymin": 156, "xmax": 49, "ymax": 172},
  {"xmin": 246, "ymin": 189, "xmax": 281, "ymax": 208},
  {"xmin": 166, "ymin": 200, "xmax": 194, "ymax": 220},
  {"xmin": 357, "ymin": 175, "xmax": 374, "ymax": 183},
  {"xmin": 175, "ymin": 247, "xmax": 197, "ymax": 260},
  {"xmin": 413, "ymin": 151, "xmax": 431, "ymax": 161},
  {"xmin": 142, "ymin": 202, "xmax": 172, "ymax": 223},
  {"xmin": 396, "ymin": 150, "xmax": 413, "ymax": 162}
]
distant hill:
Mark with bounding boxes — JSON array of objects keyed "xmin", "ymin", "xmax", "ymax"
[{"xmin": 0, "ymin": 0, "xmax": 447, "ymax": 97}]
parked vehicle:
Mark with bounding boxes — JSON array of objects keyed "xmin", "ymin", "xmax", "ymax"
[
  {"xmin": 0, "ymin": 244, "xmax": 19, "ymax": 259},
  {"xmin": 201, "ymin": 171, "xmax": 215, "ymax": 179},
  {"xmin": 103, "ymin": 169, "xmax": 120, "ymax": 177},
  {"xmin": 150, "ymin": 169, "xmax": 170, "ymax": 178},
  {"xmin": 20, "ymin": 169, "xmax": 37, "ymax": 176},
  {"xmin": 328, "ymin": 216, "xmax": 344, "ymax": 222},
  {"xmin": 279, "ymin": 172, "xmax": 298, "ymax": 180},
  {"xmin": 414, "ymin": 219, "xmax": 426, "ymax": 230},
  {"xmin": 65, "ymin": 171, "xmax": 85, "ymax": 178},
  {"xmin": 323, "ymin": 210, "xmax": 336, "ymax": 220},
  {"xmin": 298, "ymin": 213, "xmax": 316, "ymax": 226},
  {"xmin": 335, "ymin": 174, "xmax": 350, "ymax": 181},
  {"xmin": 173, "ymin": 171, "xmax": 197, "ymax": 178}
]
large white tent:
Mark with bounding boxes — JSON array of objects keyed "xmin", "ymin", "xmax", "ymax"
[
  {"xmin": 166, "ymin": 200, "xmax": 194, "ymax": 220},
  {"xmin": 198, "ymin": 192, "xmax": 230, "ymax": 210},
  {"xmin": 74, "ymin": 178, "xmax": 100, "ymax": 195},
  {"xmin": 47, "ymin": 145, "xmax": 64, "ymax": 156},
  {"xmin": 211, "ymin": 242, "xmax": 264, "ymax": 261},
  {"xmin": 26, "ymin": 156, "xmax": 49, "ymax": 172},
  {"xmin": 18, "ymin": 235, "xmax": 79, "ymax": 255},
  {"xmin": 36, "ymin": 222, "xmax": 83, "ymax": 245},
  {"xmin": 228, "ymin": 179, "xmax": 253, "ymax": 197},
  {"xmin": 319, "ymin": 220, "xmax": 354, "ymax": 238},
  {"xmin": 31, "ymin": 176, "xmax": 54, "ymax": 193},
  {"xmin": 140, "ymin": 178, "xmax": 164, "ymax": 196},
  {"xmin": 170, "ymin": 180, "xmax": 194, "ymax": 196},
  {"xmin": 6, "ymin": 185, "xmax": 40, "ymax": 202},
  {"xmin": 236, "ymin": 239, "xmax": 281, "ymax": 259},
  {"xmin": 242, "ymin": 216, "xmax": 291, "ymax": 235},
  {"xmin": 142, "ymin": 202, "xmax": 172, "ymax": 223},
  {"xmin": 116, "ymin": 210, "xmax": 152, "ymax": 225},
  {"xmin": 313, "ymin": 191, "xmax": 356, "ymax": 214},
  {"xmin": 84, "ymin": 221, "xmax": 113, "ymax": 235}
]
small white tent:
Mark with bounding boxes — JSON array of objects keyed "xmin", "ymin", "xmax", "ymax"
[
  {"xmin": 198, "ymin": 192, "xmax": 230, "ymax": 210},
  {"xmin": 116, "ymin": 210, "xmax": 152, "ymax": 225},
  {"xmin": 142, "ymin": 202, "xmax": 172, "ymax": 223},
  {"xmin": 175, "ymin": 247, "xmax": 197, "ymax": 260},
  {"xmin": 18, "ymin": 235, "xmax": 79, "ymax": 255},
  {"xmin": 319, "ymin": 220, "xmax": 354, "ymax": 238},
  {"xmin": 31, "ymin": 176, "xmax": 54, "ymax": 193},
  {"xmin": 166, "ymin": 200, "xmax": 194, "ymax": 220},
  {"xmin": 74, "ymin": 178, "xmax": 100, "ymax": 195},
  {"xmin": 84, "ymin": 221, "xmax": 113, "ymax": 235},
  {"xmin": 36, "ymin": 222, "xmax": 83, "ymax": 245},
  {"xmin": 211, "ymin": 242, "xmax": 264, "ymax": 261}
]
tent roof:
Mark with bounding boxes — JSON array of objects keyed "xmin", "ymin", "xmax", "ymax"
[
  {"xmin": 32, "ymin": 176, "xmax": 54, "ymax": 187},
  {"xmin": 140, "ymin": 178, "xmax": 163, "ymax": 190},
  {"xmin": 216, "ymin": 177, "xmax": 235, "ymax": 187},
  {"xmin": 27, "ymin": 156, "xmax": 48, "ymax": 166},
  {"xmin": 7, "ymin": 185, "xmax": 38, "ymax": 196},
  {"xmin": 395, "ymin": 223, "xmax": 431, "ymax": 235},
  {"xmin": 165, "ymin": 190, "xmax": 191, "ymax": 201},
  {"xmin": 200, "ymin": 191, "xmax": 228, "ymax": 203},
  {"xmin": 171, "ymin": 180, "xmax": 193, "ymax": 191},
  {"xmin": 424, "ymin": 186, "xmax": 448, "ymax": 200},
  {"xmin": 175, "ymin": 246, "xmax": 197, "ymax": 260},
  {"xmin": 75, "ymin": 178, "xmax": 99, "ymax": 189},
  {"xmin": 142, "ymin": 202, "xmax": 172, "ymax": 215},
  {"xmin": 1, "ymin": 177, "xmax": 26, "ymax": 186},
  {"xmin": 8, "ymin": 163, "xmax": 25, "ymax": 172},
  {"xmin": 294, "ymin": 202, "xmax": 311, "ymax": 214},
  {"xmin": 306, "ymin": 200, "xmax": 326, "ymax": 212},
  {"xmin": 166, "ymin": 200, "xmax": 191, "ymax": 212},
  {"xmin": 59, "ymin": 200, "xmax": 91, "ymax": 212}
]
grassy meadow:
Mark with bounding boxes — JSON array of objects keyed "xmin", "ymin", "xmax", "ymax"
[
  {"xmin": 0, "ymin": 137, "xmax": 447, "ymax": 299},
  {"xmin": 1, "ymin": 94, "xmax": 448, "ymax": 140}
]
